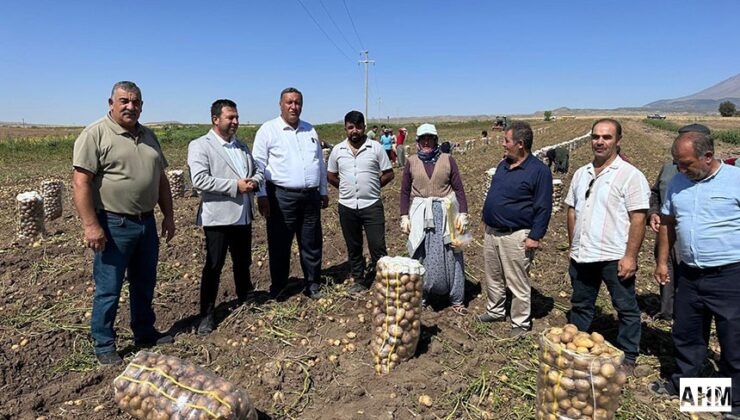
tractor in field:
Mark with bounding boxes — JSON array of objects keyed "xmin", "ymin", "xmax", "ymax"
[{"xmin": 492, "ymin": 116, "xmax": 509, "ymax": 131}]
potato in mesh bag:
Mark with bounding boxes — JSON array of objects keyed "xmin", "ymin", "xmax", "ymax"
[{"xmin": 114, "ymin": 351, "xmax": 257, "ymax": 419}]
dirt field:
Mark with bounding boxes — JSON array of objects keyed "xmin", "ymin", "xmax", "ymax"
[{"xmin": 1, "ymin": 118, "xmax": 739, "ymax": 419}]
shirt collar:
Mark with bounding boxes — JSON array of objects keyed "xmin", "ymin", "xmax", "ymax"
[
  {"xmin": 696, "ymin": 161, "xmax": 723, "ymax": 183},
  {"xmin": 279, "ymin": 116, "xmax": 305, "ymax": 131},
  {"xmin": 501, "ymin": 153, "xmax": 533, "ymax": 171},
  {"xmin": 105, "ymin": 113, "xmax": 143, "ymax": 136},
  {"xmin": 339, "ymin": 138, "xmax": 372, "ymax": 150},
  {"xmin": 587, "ymin": 154, "xmax": 623, "ymax": 176},
  {"xmin": 210, "ymin": 129, "xmax": 237, "ymax": 147}
]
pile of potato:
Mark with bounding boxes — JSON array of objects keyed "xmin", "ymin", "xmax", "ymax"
[
  {"xmin": 113, "ymin": 351, "xmax": 257, "ymax": 420},
  {"xmin": 371, "ymin": 256, "xmax": 425, "ymax": 374},
  {"xmin": 40, "ymin": 179, "xmax": 64, "ymax": 221},
  {"xmin": 167, "ymin": 170, "xmax": 186, "ymax": 198},
  {"xmin": 16, "ymin": 191, "xmax": 45, "ymax": 239},
  {"xmin": 552, "ymin": 179, "xmax": 564, "ymax": 213},
  {"xmin": 535, "ymin": 325, "xmax": 627, "ymax": 420},
  {"xmin": 482, "ymin": 167, "xmax": 497, "ymax": 200}
]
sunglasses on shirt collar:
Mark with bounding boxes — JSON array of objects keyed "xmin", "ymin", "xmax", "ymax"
[{"xmin": 585, "ymin": 178, "xmax": 595, "ymax": 199}]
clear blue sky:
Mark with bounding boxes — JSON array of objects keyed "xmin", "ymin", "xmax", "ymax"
[{"xmin": 1, "ymin": 0, "xmax": 738, "ymax": 125}]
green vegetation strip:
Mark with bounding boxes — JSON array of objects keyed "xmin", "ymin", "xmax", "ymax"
[{"xmin": 642, "ymin": 118, "xmax": 740, "ymax": 144}]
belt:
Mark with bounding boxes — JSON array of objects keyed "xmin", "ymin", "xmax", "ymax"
[
  {"xmin": 682, "ymin": 261, "xmax": 740, "ymax": 275},
  {"xmin": 105, "ymin": 210, "xmax": 154, "ymax": 221},
  {"xmin": 268, "ymin": 182, "xmax": 318, "ymax": 194},
  {"xmin": 491, "ymin": 226, "xmax": 524, "ymax": 234}
]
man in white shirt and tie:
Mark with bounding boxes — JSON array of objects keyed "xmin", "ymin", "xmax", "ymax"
[
  {"xmin": 252, "ymin": 88, "xmax": 329, "ymax": 299},
  {"xmin": 188, "ymin": 99, "xmax": 264, "ymax": 335}
]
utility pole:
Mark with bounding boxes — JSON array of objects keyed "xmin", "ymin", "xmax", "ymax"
[{"xmin": 359, "ymin": 50, "xmax": 374, "ymax": 121}]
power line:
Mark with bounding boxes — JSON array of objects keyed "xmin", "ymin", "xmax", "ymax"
[
  {"xmin": 295, "ymin": 0, "xmax": 354, "ymax": 63},
  {"xmin": 342, "ymin": 0, "xmax": 365, "ymax": 51},
  {"xmin": 319, "ymin": 0, "xmax": 359, "ymax": 53}
]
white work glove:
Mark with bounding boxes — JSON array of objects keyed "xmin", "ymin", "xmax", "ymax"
[
  {"xmin": 454, "ymin": 213, "xmax": 469, "ymax": 234},
  {"xmin": 400, "ymin": 215, "xmax": 411, "ymax": 235}
]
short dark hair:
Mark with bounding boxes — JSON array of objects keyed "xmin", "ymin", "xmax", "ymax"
[
  {"xmin": 280, "ymin": 87, "xmax": 303, "ymax": 102},
  {"xmin": 211, "ymin": 99, "xmax": 237, "ymax": 118},
  {"xmin": 344, "ymin": 110, "xmax": 365, "ymax": 127},
  {"xmin": 678, "ymin": 123, "xmax": 711, "ymax": 135},
  {"xmin": 372, "ymin": 125, "xmax": 378, "ymax": 129},
  {"xmin": 506, "ymin": 121, "xmax": 533, "ymax": 151},
  {"xmin": 481, "ymin": 130, "xmax": 488, "ymax": 137},
  {"xmin": 111, "ymin": 81, "xmax": 141, "ymax": 98},
  {"xmin": 592, "ymin": 118, "xmax": 622, "ymax": 139},
  {"xmin": 673, "ymin": 132, "xmax": 714, "ymax": 159}
]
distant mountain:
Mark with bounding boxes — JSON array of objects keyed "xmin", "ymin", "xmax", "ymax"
[{"xmin": 645, "ymin": 73, "xmax": 740, "ymax": 113}]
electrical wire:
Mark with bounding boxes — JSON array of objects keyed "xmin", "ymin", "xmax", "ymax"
[
  {"xmin": 343, "ymin": 0, "xmax": 365, "ymax": 51},
  {"xmin": 319, "ymin": 0, "xmax": 359, "ymax": 54},
  {"xmin": 295, "ymin": 0, "xmax": 355, "ymax": 63}
]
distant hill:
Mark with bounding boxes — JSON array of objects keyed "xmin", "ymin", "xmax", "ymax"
[{"xmin": 645, "ymin": 73, "xmax": 740, "ymax": 113}]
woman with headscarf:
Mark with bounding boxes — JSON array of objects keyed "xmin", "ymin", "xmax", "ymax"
[{"xmin": 399, "ymin": 123, "xmax": 469, "ymax": 315}]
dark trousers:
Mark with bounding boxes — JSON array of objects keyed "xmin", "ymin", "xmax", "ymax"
[
  {"xmin": 338, "ymin": 201, "xmax": 387, "ymax": 287},
  {"xmin": 91, "ymin": 212, "xmax": 158, "ymax": 354},
  {"xmin": 669, "ymin": 261, "xmax": 740, "ymax": 409},
  {"xmin": 568, "ymin": 259, "xmax": 641, "ymax": 362},
  {"xmin": 266, "ymin": 184, "xmax": 322, "ymax": 295},
  {"xmin": 655, "ymin": 246, "xmax": 679, "ymax": 318},
  {"xmin": 200, "ymin": 224, "xmax": 252, "ymax": 315}
]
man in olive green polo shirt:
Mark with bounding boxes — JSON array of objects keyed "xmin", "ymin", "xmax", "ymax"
[{"xmin": 72, "ymin": 81, "xmax": 176, "ymax": 365}]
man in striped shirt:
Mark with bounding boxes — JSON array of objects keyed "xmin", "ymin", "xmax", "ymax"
[{"xmin": 564, "ymin": 118, "xmax": 650, "ymax": 373}]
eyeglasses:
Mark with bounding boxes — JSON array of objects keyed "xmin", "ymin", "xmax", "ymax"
[{"xmin": 585, "ymin": 178, "xmax": 595, "ymax": 199}]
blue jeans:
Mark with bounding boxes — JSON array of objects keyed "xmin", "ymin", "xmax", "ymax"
[
  {"xmin": 91, "ymin": 212, "xmax": 159, "ymax": 354},
  {"xmin": 568, "ymin": 259, "xmax": 641, "ymax": 362}
]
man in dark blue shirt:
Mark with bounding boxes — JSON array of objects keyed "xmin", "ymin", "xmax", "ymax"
[{"xmin": 477, "ymin": 121, "xmax": 553, "ymax": 338}]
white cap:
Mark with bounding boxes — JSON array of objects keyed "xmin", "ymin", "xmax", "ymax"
[{"xmin": 416, "ymin": 123, "xmax": 438, "ymax": 138}]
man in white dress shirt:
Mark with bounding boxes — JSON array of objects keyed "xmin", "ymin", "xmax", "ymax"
[{"xmin": 252, "ymin": 88, "xmax": 328, "ymax": 299}]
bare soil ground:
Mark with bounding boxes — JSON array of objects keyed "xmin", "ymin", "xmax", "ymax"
[{"xmin": 1, "ymin": 118, "xmax": 739, "ymax": 419}]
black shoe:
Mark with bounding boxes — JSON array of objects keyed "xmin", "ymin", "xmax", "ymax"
[
  {"xmin": 96, "ymin": 351, "xmax": 123, "ymax": 365},
  {"xmin": 509, "ymin": 327, "xmax": 530, "ymax": 338},
  {"xmin": 623, "ymin": 360, "xmax": 636, "ymax": 377},
  {"xmin": 476, "ymin": 313, "xmax": 506, "ymax": 323},
  {"xmin": 197, "ymin": 313, "xmax": 215, "ymax": 336},
  {"xmin": 135, "ymin": 332, "xmax": 174, "ymax": 347},
  {"xmin": 348, "ymin": 283, "xmax": 368, "ymax": 294},
  {"xmin": 307, "ymin": 289, "xmax": 322, "ymax": 300},
  {"xmin": 648, "ymin": 380, "xmax": 678, "ymax": 399},
  {"xmin": 653, "ymin": 313, "xmax": 672, "ymax": 321}
]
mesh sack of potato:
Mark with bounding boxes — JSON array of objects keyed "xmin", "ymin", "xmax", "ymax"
[
  {"xmin": 40, "ymin": 179, "xmax": 64, "ymax": 221},
  {"xmin": 167, "ymin": 170, "xmax": 186, "ymax": 198},
  {"xmin": 113, "ymin": 351, "xmax": 258, "ymax": 420},
  {"xmin": 551, "ymin": 179, "xmax": 563, "ymax": 213},
  {"xmin": 371, "ymin": 256, "xmax": 425, "ymax": 374},
  {"xmin": 535, "ymin": 325, "xmax": 627, "ymax": 420},
  {"xmin": 16, "ymin": 191, "xmax": 45, "ymax": 239}
]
